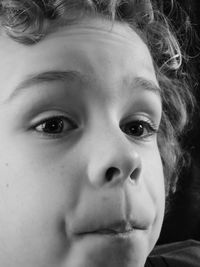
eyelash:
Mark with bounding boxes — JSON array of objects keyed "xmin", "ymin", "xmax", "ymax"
[
  {"xmin": 33, "ymin": 116, "xmax": 158, "ymax": 140},
  {"xmin": 120, "ymin": 119, "xmax": 158, "ymax": 140},
  {"xmin": 33, "ymin": 115, "xmax": 77, "ymax": 138}
]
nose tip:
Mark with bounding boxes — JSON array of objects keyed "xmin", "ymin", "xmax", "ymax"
[
  {"xmin": 87, "ymin": 150, "xmax": 142, "ymax": 188},
  {"xmin": 105, "ymin": 165, "xmax": 141, "ymax": 185}
]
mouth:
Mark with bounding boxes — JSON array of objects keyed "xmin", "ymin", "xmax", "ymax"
[{"xmin": 75, "ymin": 220, "xmax": 146, "ymax": 238}]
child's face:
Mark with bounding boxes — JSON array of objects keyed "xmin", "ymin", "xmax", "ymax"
[{"xmin": 0, "ymin": 17, "xmax": 164, "ymax": 267}]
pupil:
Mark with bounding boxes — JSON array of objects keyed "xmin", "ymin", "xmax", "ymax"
[
  {"xmin": 130, "ymin": 123, "xmax": 143, "ymax": 136},
  {"xmin": 43, "ymin": 119, "xmax": 63, "ymax": 133}
]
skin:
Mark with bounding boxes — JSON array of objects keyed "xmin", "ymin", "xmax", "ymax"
[{"xmin": 0, "ymin": 17, "xmax": 165, "ymax": 267}]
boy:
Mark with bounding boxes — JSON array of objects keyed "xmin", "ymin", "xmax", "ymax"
[{"xmin": 0, "ymin": 0, "xmax": 193, "ymax": 267}]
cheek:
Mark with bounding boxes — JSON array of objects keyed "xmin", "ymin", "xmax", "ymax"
[
  {"xmin": 143, "ymin": 144, "xmax": 165, "ymax": 199},
  {"xmin": 145, "ymin": 149, "xmax": 165, "ymax": 213},
  {"xmin": 143, "ymin": 149, "xmax": 165, "ymax": 249},
  {"xmin": 0, "ymin": 158, "xmax": 78, "ymax": 214},
  {"xmin": 0, "ymin": 132, "xmax": 83, "ymax": 225},
  {"xmin": 0, "ymin": 157, "xmax": 79, "ymax": 264}
]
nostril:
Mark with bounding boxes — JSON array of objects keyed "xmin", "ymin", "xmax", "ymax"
[
  {"xmin": 130, "ymin": 168, "xmax": 140, "ymax": 181},
  {"xmin": 105, "ymin": 167, "xmax": 121, "ymax": 182}
]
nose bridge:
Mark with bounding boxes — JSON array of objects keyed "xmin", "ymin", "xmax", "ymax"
[
  {"xmin": 95, "ymin": 125, "xmax": 132, "ymax": 164},
  {"xmin": 86, "ymin": 121, "xmax": 142, "ymax": 187}
]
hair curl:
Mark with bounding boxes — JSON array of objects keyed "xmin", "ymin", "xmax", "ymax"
[{"xmin": 0, "ymin": 0, "xmax": 195, "ymax": 197}]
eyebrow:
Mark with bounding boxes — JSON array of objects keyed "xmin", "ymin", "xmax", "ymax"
[
  {"xmin": 4, "ymin": 70, "xmax": 161, "ymax": 103},
  {"xmin": 132, "ymin": 77, "xmax": 161, "ymax": 95},
  {"xmin": 5, "ymin": 70, "xmax": 88, "ymax": 103}
]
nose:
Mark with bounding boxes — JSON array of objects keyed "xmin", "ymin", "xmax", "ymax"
[{"xmin": 87, "ymin": 131, "xmax": 142, "ymax": 188}]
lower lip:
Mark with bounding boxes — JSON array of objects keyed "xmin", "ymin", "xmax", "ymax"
[
  {"xmin": 74, "ymin": 229, "xmax": 143, "ymax": 255},
  {"xmin": 76, "ymin": 228, "xmax": 140, "ymax": 241}
]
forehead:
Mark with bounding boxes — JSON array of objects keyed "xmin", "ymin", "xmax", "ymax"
[{"xmin": 0, "ymin": 17, "xmax": 157, "ymax": 102}]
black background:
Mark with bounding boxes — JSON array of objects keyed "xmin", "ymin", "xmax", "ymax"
[{"xmin": 158, "ymin": 0, "xmax": 200, "ymax": 244}]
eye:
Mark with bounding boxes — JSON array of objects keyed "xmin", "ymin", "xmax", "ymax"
[
  {"xmin": 120, "ymin": 120, "xmax": 158, "ymax": 139},
  {"xmin": 34, "ymin": 116, "xmax": 77, "ymax": 137}
]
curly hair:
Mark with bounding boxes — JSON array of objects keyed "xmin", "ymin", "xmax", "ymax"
[{"xmin": 0, "ymin": 0, "xmax": 194, "ymax": 197}]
